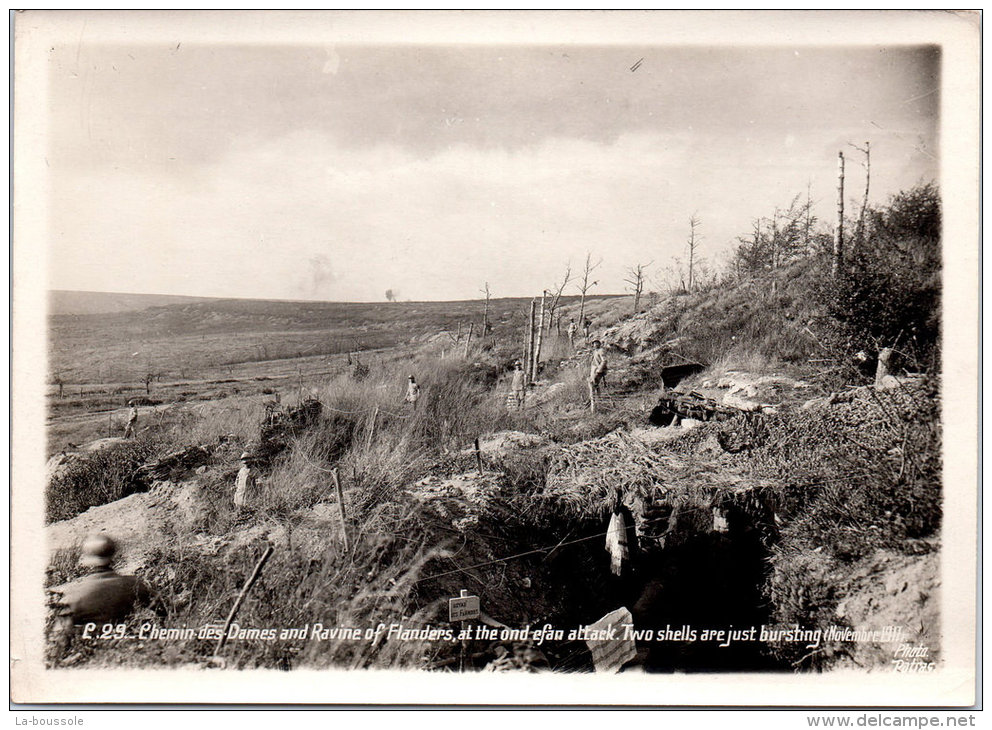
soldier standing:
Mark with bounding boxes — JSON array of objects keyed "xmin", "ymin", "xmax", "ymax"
[
  {"xmin": 123, "ymin": 404, "xmax": 139, "ymax": 439},
  {"xmin": 234, "ymin": 452, "xmax": 257, "ymax": 508},
  {"xmin": 405, "ymin": 375, "xmax": 421, "ymax": 408},
  {"xmin": 589, "ymin": 340, "xmax": 608, "ymax": 394},
  {"xmin": 508, "ymin": 361, "xmax": 526, "ymax": 411}
]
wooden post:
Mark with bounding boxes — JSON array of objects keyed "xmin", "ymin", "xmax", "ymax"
[
  {"xmin": 460, "ymin": 589, "xmax": 469, "ymax": 672},
  {"xmin": 534, "ymin": 291, "xmax": 546, "ymax": 379},
  {"xmin": 214, "ymin": 543, "xmax": 275, "ymax": 657},
  {"xmin": 875, "ymin": 347, "xmax": 893, "ymax": 388},
  {"xmin": 833, "ymin": 151, "xmax": 845, "ymax": 278},
  {"xmin": 525, "ymin": 300, "xmax": 536, "ymax": 383},
  {"xmin": 464, "ymin": 323, "xmax": 474, "ymax": 358},
  {"xmin": 365, "ymin": 406, "xmax": 379, "ymax": 450},
  {"xmin": 332, "ymin": 468, "xmax": 350, "ymax": 553},
  {"xmin": 474, "ymin": 437, "xmax": 483, "ymax": 477}
]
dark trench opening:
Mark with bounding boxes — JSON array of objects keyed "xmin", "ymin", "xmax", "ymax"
[{"xmin": 538, "ymin": 504, "xmax": 789, "ymax": 673}]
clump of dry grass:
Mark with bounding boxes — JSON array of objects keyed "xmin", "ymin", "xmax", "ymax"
[
  {"xmin": 46, "ymin": 439, "xmax": 156, "ymax": 523},
  {"xmin": 540, "ymin": 429, "xmax": 778, "ymax": 531},
  {"xmin": 156, "ymin": 399, "xmax": 267, "ymax": 450}
]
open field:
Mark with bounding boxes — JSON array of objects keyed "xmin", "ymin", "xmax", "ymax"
[{"xmin": 48, "ymin": 293, "xmax": 620, "ymax": 387}]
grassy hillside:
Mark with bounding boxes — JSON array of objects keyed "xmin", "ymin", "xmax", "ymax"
[
  {"xmin": 45, "ymin": 185, "xmax": 943, "ymax": 673},
  {"xmin": 48, "ymin": 290, "xmax": 213, "ymax": 316}
]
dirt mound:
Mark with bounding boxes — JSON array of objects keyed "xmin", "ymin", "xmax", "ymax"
[
  {"xmin": 408, "ymin": 472, "xmax": 505, "ymax": 532},
  {"xmin": 696, "ymin": 371, "xmax": 812, "ymax": 412},
  {"xmin": 82, "ymin": 437, "xmax": 130, "ymax": 453},
  {"xmin": 47, "ymin": 480, "xmax": 209, "ymax": 572},
  {"xmin": 599, "ymin": 306, "xmax": 671, "ymax": 354},
  {"xmin": 832, "ymin": 546, "xmax": 941, "ymax": 670},
  {"xmin": 475, "ymin": 431, "xmax": 548, "ymax": 458}
]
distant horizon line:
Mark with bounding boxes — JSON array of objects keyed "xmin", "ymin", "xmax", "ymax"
[{"xmin": 48, "ymin": 288, "xmax": 628, "ymax": 305}]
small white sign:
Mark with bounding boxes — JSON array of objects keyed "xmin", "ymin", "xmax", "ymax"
[{"xmin": 448, "ymin": 594, "xmax": 480, "ymax": 622}]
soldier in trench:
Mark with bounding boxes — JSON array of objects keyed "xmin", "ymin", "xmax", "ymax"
[
  {"xmin": 49, "ymin": 534, "xmax": 157, "ymax": 655},
  {"xmin": 234, "ymin": 451, "xmax": 258, "ymax": 508}
]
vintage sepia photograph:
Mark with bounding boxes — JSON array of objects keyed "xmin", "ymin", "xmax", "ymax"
[{"xmin": 10, "ymin": 10, "xmax": 979, "ymax": 706}]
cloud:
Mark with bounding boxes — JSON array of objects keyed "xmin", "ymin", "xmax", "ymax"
[{"xmin": 49, "ymin": 121, "xmax": 937, "ymax": 302}]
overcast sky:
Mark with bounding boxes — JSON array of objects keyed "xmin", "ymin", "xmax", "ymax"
[{"xmin": 46, "ymin": 40, "xmax": 939, "ymax": 301}]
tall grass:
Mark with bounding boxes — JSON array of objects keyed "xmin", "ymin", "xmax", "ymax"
[{"xmin": 46, "ymin": 440, "xmax": 155, "ymax": 523}]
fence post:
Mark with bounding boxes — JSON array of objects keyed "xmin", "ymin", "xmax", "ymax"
[{"xmin": 332, "ymin": 468, "xmax": 350, "ymax": 553}]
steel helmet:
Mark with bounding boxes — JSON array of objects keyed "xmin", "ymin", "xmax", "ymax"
[{"xmin": 80, "ymin": 533, "xmax": 117, "ymax": 568}]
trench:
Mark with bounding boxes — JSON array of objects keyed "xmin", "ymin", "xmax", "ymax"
[{"xmin": 531, "ymin": 504, "xmax": 788, "ymax": 673}]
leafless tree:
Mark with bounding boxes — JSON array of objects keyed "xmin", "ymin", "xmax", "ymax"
[
  {"xmin": 833, "ymin": 150, "xmax": 845, "ymax": 278},
  {"xmin": 544, "ymin": 263, "xmax": 573, "ymax": 332},
  {"xmin": 850, "ymin": 140, "xmax": 871, "ymax": 249},
  {"xmin": 576, "ymin": 252, "xmax": 602, "ymax": 328},
  {"xmin": 624, "ymin": 262, "xmax": 651, "ymax": 312},
  {"xmin": 687, "ymin": 215, "xmax": 702, "ymax": 291},
  {"xmin": 480, "ymin": 282, "xmax": 491, "ymax": 334}
]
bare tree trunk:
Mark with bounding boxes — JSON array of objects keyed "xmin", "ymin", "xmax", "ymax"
[
  {"xmin": 577, "ymin": 253, "xmax": 601, "ymax": 330},
  {"xmin": 855, "ymin": 141, "xmax": 871, "ymax": 248},
  {"xmin": 833, "ymin": 151, "xmax": 845, "ymax": 278},
  {"xmin": 481, "ymin": 282, "xmax": 490, "ymax": 335},
  {"xmin": 805, "ymin": 180, "xmax": 813, "ymax": 254},
  {"xmin": 534, "ymin": 291, "xmax": 546, "ymax": 378},
  {"xmin": 525, "ymin": 300, "xmax": 536, "ymax": 383},
  {"xmin": 771, "ymin": 210, "xmax": 779, "ymax": 270},
  {"xmin": 688, "ymin": 234, "xmax": 695, "ymax": 291}
]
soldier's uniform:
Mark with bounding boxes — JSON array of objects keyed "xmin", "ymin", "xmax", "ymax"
[
  {"xmin": 53, "ymin": 534, "xmax": 154, "ymax": 626},
  {"xmin": 508, "ymin": 363, "xmax": 526, "ymax": 410},
  {"xmin": 589, "ymin": 343, "xmax": 608, "ymax": 393},
  {"xmin": 123, "ymin": 406, "xmax": 138, "ymax": 439},
  {"xmin": 405, "ymin": 376, "xmax": 421, "ymax": 407},
  {"xmin": 234, "ymin": 452, "xmax": 256, "ymax": 508}
]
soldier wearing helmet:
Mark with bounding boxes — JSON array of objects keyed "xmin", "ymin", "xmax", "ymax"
[
  {"xmin": 53, "ymin": 534, "xmax": 155, "ymax": 626},
  {"xmin": 404, "ymin": 375, "xmax": 421, "ymax": 408},
  {"xmin": 234, "ymin": 451, "xmax": 257, "ymax": 508}
]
